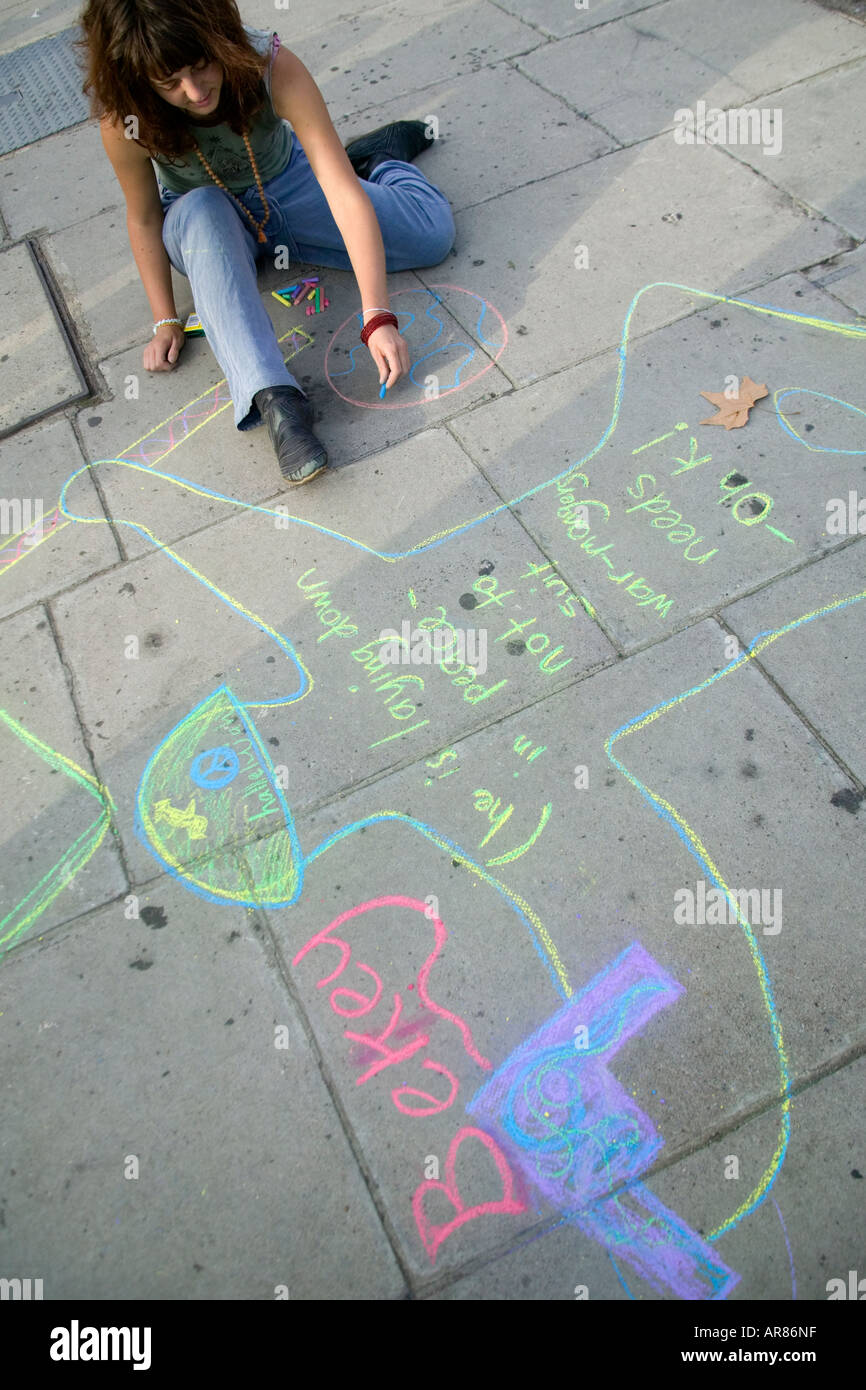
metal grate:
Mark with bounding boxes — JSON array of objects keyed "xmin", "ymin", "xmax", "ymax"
[{"xmin": 0, "ymin": 27, "xmax": 90, "ymax": 156}]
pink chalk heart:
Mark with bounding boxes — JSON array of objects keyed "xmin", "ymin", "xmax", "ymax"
[{"xmin": 412, "ymin": 1125, "xmax": 525, "ymax": 1262}]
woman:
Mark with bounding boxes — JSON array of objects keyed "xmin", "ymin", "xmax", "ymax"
[{"xmin": 75, "ymin": 0, "xmax": 456, "ymax": 484}]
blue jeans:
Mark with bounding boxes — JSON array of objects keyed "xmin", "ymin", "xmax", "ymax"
[{"xmin": 159, "ymin": 136, "xmax": 456, "ymax": 431}]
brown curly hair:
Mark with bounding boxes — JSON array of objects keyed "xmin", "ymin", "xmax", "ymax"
[{"xmin": 74, "ymin": 0, "xmax": 271, "ymax": 162}]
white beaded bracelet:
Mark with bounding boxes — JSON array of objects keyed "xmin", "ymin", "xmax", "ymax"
[{"xmin": 153, "ymin": 317, "xmax": 183, "ymax": 334}]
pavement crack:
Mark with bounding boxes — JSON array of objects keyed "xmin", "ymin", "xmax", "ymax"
[{"xmin": 43, "ymin": 596, "xmax": 134, "ymax": 890}]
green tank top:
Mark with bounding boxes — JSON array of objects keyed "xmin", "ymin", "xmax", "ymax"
[{"xmin": 152, "ymin": 26, "xmax": 293, "ymax": 194}]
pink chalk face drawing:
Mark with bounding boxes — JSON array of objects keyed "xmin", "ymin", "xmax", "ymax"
[{"xmin": 324, "ymin": 285, "xmax": 507, "ymax": 408}]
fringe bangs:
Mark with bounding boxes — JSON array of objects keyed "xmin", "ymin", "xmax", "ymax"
[{"xmin": 75, "ymin": 0, "xmax": 271, "ymax": 161}]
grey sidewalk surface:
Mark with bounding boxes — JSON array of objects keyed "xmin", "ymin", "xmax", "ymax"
[{"xmin": 0, "ymin": 0, "xmax": 864, "ymax": 1303}]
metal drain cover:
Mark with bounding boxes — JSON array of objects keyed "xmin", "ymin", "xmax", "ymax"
[{"xmin": 0, "ymin": 27, "xmax": 90, "ymax": 156}]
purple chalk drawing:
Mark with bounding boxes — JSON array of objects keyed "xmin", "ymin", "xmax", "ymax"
[{"xmin": 467, "ymin": 942, "xmax": 739, "ymax": 1300}]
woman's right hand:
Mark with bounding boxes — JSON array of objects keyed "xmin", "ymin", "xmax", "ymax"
[{"xmin": 144, "ymin": 323, "xmax": 186, "ymax": 372}]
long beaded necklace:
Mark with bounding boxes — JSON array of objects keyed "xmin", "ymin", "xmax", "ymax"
[{"xmin": 191, "ymin": 128, "xmax": 271, "ymax": 243}]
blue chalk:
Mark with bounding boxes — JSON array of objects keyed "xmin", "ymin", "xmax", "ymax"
[{"xmin": 379, "ymin": 382, "xmax": 387, "ymax": 399}]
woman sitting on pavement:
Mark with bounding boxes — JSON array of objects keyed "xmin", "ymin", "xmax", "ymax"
[{"xmin": 77, "ymin": 0, "xmax": 456, "ymax": 484}]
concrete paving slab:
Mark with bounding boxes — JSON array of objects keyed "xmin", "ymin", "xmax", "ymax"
[
  {"xmin": 714, "ymin": 61, "xmax": 866, "ymax": 240},
  {"xmin": 0, "ymin": 0, "xmax": 82, "ymax": 59},
  {"xmin": 257, "ymin": 817, "xmax": 588, "ymax": 1281},
  {"xmin": 806, "ymin": 241, "xmax": 866, "ymax": 316},
  {"xmin": 44, "ymin": 205, "xmax": 192, "ymax": 363},
  {"xmin": 447, "ymin": 275, "xmax": 866, "ymax": 647},
  {"xmin": 635, "ymin": 0, "xmax": 866, "ymax": 102},
  {"xmin": 816, "ymin": 0, "xmax": 866, "ymax": 16},
  {"xmin": 247, "ymin": 614, "xmax": 863, "ymax": 1283},
  {"xmin": 0, "ymin": 875, "xmax": 406, "ymax": 1299},
  {"xmin": 722, "ymin": 542, "xmax": 866, "ymax": 786},
  {"xmin": 433, "ymin": 1054, "xmax": 866, "ymax": 1299},
  {"xmin": 76, "ymin": 345, "xmax": 288, "ymax": 558},
  {"xmin": 601, "ymin": 630, "xmax": 865, "ymax": 1090},
  {"xmin": 44, "ymin": 545, "xmax": 265, "ymax": 888},
  {"xmin": 0, "ymin": 605, "xmax": 126, "ymax": 955},
  {"xmin": 52, "ymin": 432, "xmax": 615, "ymax": 884},
  {"xmin": 0, "ymin": 238, "xmax": 87, "ymax": 431},
  {"xmin": 649, "ymin": 1056, "xmax": 866, "ymax": 1302},
  {"xmin": 516, "ymin": 16, "xmax": 752, "ymax": 146},
  {"xmin": 430, "ymin": 1219, "xmax": 628, "ymax": 1299},
  {"xmin": 495, "ymin": 0, "xmax": 667, "ymax": 42},
  {"xmin": 301, "ymin": 0, "xmax": 543, "ymax": 121},
  {"xmin": 0, "ymin": 413, "xmax": 120, "ymax": 619},
  {"xmin": 437, "ymin": 135, "xmax": 852, "ymax": 394},
  {"xmin": 337, "ymin": 61, "xmax": 618, "ymax": 214},
  {"xmin": 242, "ymin": 0, "xmax": 471, "ymax": 46},
  {"xmin": 241, "ymin": 0, "xmax": 387, "ymax": 45},
  {"xmin": 0, "ymin": 121, "xmax": 121, "ymax": 241}
]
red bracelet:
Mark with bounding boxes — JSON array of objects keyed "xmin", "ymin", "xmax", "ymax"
[{"xmin": 360, "ymin": 311, "xmax": 398, "ymax": 344}]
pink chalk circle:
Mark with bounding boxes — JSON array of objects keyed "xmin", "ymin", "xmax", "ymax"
[{"xmin": 324, "ymin": 284, "xmax": 507, "ymax": 410}]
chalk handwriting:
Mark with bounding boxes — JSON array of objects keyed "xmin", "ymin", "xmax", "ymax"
[
  {"xmin": 472, "ymin": 789, "xmax": 552, "ymax": 865},
  {"xmin": 554, "ymin": 470, "xmax": 675, "ymax": 617},
  {"xmin": 296, "ymin": 567, "xmax": 359, "ymax": 642},
  {"xmin": 293, "ymin": 896, "xmax": 492, "ymax": 1117},
  {"xmin": 625, "ymin": 473, "xmax": 719, "ymax": 563},
  {"xmin": 518, "ymin": 560, "xmax": 578, "ymax": 617}
]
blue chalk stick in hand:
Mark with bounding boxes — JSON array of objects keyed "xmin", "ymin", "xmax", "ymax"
[{"xmin": 379, "ymin": 382, "xmax": 387, "ymax": 399}]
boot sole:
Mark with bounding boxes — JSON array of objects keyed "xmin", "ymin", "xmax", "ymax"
[{"xmin": 282, "ymin": 462, "xmax": 328, "ymax": 487}]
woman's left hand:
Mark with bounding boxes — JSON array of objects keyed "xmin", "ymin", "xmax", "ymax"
[{"xmin": 366, "ymin": 323, "xmax": 410, "ymax": 394}]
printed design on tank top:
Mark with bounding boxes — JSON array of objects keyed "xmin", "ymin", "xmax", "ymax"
[{"xmin": 196, "ymin": 143, "xmax": 257, "ymax": 184}]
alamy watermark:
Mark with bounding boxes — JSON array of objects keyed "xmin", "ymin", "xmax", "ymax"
[
  {"xmin": 0, "ymin": 497, "xmax": 44, "ymax": 541},
  {"xmin": 0, "ymin": 1276, "xmax": 43, "ymax": 1300},
  {"xmin": 826, "ymin": 492, "xmax": 866, "ymax": 536},
  {"xmin": 826, "ymin": 1269, "xmax": 865, "ymax": 1299},
  {"xmin": 378, "ymin": 620, "xmax": 487, "ymax": 674},
  {"xmin": 674, "ymin": 880, "xmax": 782, "ymax": 935},
  {"xmin": 49, "ymin": 1322, "xmax": 151, "ymax": 1370},
  {"xmin": 673, "ymin": 101, "xmax": 782, "ymax": 156}
]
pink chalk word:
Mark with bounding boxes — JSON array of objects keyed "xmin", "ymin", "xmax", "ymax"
[{"xmin": 293, "ymin": 895, "xmax": 491, "ymax": 1117}]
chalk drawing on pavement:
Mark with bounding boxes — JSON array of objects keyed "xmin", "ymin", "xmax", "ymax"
[{"xmin": 2, "ymin": 281, "xmax": 864, "ymax": 1293}]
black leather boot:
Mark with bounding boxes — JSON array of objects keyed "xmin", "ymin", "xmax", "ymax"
[
  {"xmin": 344, "ymin": 119, "xmax": 434, "ymax": 180},
  {"xmin": 254, "ymin": 385, "xmax": 328, "ymax": 486}
]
